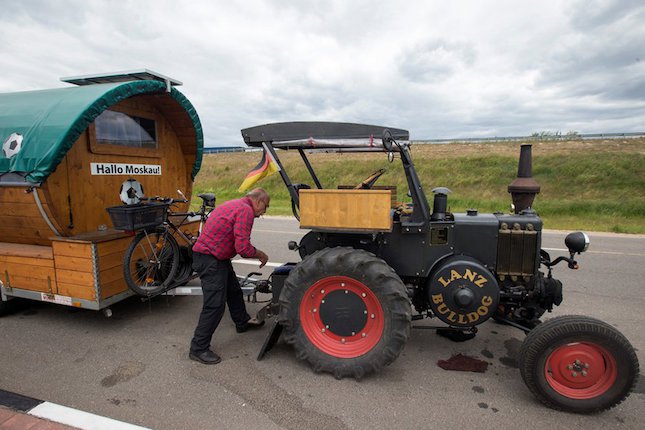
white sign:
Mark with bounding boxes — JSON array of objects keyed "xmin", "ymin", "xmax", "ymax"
[
  {"xmin": 90, "ymin": 163, "xmax": 162, "ymax": 176},
  {"xmin": 41, "ymin": 293, "xmax": 73, "ymax": 306}
]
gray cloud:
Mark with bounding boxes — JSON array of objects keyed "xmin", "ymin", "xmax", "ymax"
[
  {"xmin": 538, "ymin": 3, "xmax": 645, "ymax": 99},
  {"xmin": 0, "ymin": 0, "xmax": 643, "ymax": 145},
  {"xmin": 398, "ymin": 39, "xmax": 476, "ymax": 83}
]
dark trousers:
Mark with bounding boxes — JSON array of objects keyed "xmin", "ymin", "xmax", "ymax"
[{"xmin": 190, "ymin": 252, "xmax": 250, "ymax": 354}]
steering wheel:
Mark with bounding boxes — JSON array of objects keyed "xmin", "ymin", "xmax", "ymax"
[{"xmin": 354, "ymin": 168, "xmax": 386, "ymax": 189}]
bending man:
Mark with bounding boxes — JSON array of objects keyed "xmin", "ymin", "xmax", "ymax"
[{"xmin": 189, "ymin": 188, "xmax": 270, "ymax": 365}]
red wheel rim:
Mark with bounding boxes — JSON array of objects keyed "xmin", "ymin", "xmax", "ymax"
[
  {"xmin": 545, "ymin": 342, "xmax": 617, "ymax": 399},
  {"xmin": 299, "ymin": 276, "xmax": 384, "ymax": 358}
]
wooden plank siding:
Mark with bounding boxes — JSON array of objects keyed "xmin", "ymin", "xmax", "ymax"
[
  {"xmin": 95, "ymin": 236, "xmax": 131, "ymax": 299},
  {"xmin": 1, "ymin": 274, "xmax": 55, "ymax": 293},
  {"xmin": 0, "ymin": 228, "xmax": 50, "ymax": 246},
  {"xmin": 50, "ymin": 233, "xmax": 133, "ymax": 300},
  {"xmin": 0, "ymin": 243, "xmax": 56, "ymax": 293},
  {"xmin": 0, "ymin": 235, "xmax": 132, "ymax": 301},
  {"xmin": 0, "ymin": 188, "xmax": 63, "ymax": 246},
  {"xmin": 2, "ymin": 222, "xmax": 197, "ymax": 303},
  {"xmin": 51, "ymin": 240, "xmax": 96, "ymax": 300}
]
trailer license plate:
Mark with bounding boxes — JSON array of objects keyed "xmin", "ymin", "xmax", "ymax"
[{"xmin": 41, "ymin": 293, "xmax": 73, "ymax": 306}]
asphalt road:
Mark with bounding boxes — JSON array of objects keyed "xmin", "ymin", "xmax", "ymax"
[{"xmin": 0, "ymin": 217, "xmax": 643, "ymax": 429}]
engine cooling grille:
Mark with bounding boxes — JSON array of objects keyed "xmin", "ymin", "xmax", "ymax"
[{"xmin": 496, "ymin": 222, "xmax": 538, "ymax": 277}]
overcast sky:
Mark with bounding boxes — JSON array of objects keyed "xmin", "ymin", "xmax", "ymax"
[{"xmin": 0, "ymin": 0, "xmax": 643, "ymax": 146}]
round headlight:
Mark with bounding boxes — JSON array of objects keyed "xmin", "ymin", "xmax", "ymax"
[{"xmin": 565, "ymin": 231, "xmax": 590, "ymax": 254}]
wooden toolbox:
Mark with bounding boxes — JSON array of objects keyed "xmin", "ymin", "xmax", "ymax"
[{"xmin": 299, "ymin": 189, "xmax": 393, "ymax": 232}]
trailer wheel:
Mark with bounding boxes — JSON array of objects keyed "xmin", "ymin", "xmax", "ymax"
[
  {"xmin": 519, "ymin": 315, "xmax": 639, "ymax": 413},
  {"xmin": 279, "ymin": 247, "xmax": 411, "ymax": 380},
  {"xmin": 123, "ymin": 229, "xmax": 180, "ymax": 296}
]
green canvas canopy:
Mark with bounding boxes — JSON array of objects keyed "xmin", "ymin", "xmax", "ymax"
[{"xmin": 0, "ymin": 80, "xmax": 203, "ymax": 185}]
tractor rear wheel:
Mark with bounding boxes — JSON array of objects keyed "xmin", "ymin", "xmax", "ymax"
[
  {"xmin": 279, "ymin": 247, "xmax": 411, "ymax": 380},
  {"xmin": 519, "ymin": 315, "xmax": 639, "ymax": 413}
]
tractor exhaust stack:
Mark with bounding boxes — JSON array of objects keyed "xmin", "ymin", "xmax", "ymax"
[{"xmin": 508, "ymin": 144, "xmax": 540, "ymax": 214}]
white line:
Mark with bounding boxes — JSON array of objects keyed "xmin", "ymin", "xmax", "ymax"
[
  {"xmin": 29, "ymin": 402, "xmax": 150, "ymax": 430},
  {"xmin": 254, "ymin": 229, "xmax": 304, "ymax": 235},
  {"xmin": 234, "ymin": 249, "xmax": 643, "ymax": 270},
  {"xmin": 543, "ymin": 247, "xmax": 645, "ymax": 257},
  {"xmin": 232, "ymin": 259, "xmax": 282, "ymax": 268}
]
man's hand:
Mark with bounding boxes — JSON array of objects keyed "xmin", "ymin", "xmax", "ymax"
[{"xmin": 256, "ymin": 249, "xmax": 269, "ymax": 268}]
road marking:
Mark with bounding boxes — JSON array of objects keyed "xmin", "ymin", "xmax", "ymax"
[
  {"xmin": 0, "ymin": 389, "xmax": 149, "ymax": 430},
  {"xmin": 255, "ymin": 228, "xmax": 644, "ymax": 256},
  {"xmin": 233, "ymin": 249, "xmax": 643, "ymax": 269},
  {"xmin": 30, "ymin": 402, "xmax": 150, "ymax": 429},
  {"xmin": 234, "ymin": 250, "xmax": 643, "ymax": 269},
  {"xmin": 543, "ymin": 247, "xmax": 645, "ymax": 257},
  {"xmin": 254, "ymin": 228, "xmax": 304, "ymax": 235}
]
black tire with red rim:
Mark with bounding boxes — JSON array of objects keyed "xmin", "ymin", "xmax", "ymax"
[
  {"xmin": 279, "ymin": 247, "xmax": 411, "ymax": 380},
  {"xmin": 519, "ymin": 315, "xmax": 639, "ymax": 413}
]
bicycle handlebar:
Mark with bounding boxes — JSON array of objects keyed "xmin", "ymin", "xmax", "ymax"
[
  {"xmin": 138, "ymin": 195, "xmax": 210, "ymax": 221},
  {"xmin": 140, "ymin": 196, "xmax": 189, "ymax": 205}
]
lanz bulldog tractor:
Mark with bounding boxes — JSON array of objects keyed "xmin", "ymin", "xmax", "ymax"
[{"xmin": 242, "ymin": 122, "xmax": 638, "ymax": 414}]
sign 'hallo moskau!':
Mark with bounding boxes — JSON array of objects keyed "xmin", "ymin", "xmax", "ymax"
[{"xmin": 90, "ymin": 162, "xmax": 161, "ymax": 175}]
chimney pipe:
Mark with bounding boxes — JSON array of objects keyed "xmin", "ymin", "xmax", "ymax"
[
  {"xmin": 431, "ymin": 187, "xmax": 451, "ymax": 221},
  {"xmin": 508, "ymin": 144, "xmax": 540, "ymax": 214}
]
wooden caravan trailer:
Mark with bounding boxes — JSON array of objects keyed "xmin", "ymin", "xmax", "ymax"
[{"xmin": 0, "ymin": 71, "xmax": 203, "ymax": 314}]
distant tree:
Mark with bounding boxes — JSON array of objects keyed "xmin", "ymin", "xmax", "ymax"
[{"xmin": 530, "ymin": 130, "xmax": 575, "ymax": 141}]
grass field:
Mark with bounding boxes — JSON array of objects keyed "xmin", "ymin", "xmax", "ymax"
[{"xmin": 193, "ymin": 138, "xmax": 645, "ymax": 234}]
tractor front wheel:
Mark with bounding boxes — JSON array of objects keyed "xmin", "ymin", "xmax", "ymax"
[
  {"xmin": 279, "ymin": 247, "xmax": 411, "ymax": 380},
  {"xmin": 519, "ymin": 315, "xmax": 639, "ymax": 413}
]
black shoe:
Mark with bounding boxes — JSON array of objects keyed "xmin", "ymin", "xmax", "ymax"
[
  {"xmin": 236, "ymin": 318, "xmax": 265, "ymax": 333},
  {"xmin": 189, "ymin": 349, "xmax": 222, "ymax": 365}
]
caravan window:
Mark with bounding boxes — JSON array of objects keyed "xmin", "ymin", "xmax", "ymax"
[{"xmin": 94, "ymin": 110, "xmax": 157, "ymax": 149}]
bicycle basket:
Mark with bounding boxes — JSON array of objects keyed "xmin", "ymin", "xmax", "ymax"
[{"xmin": 106, "ymin": 203, "xmax": 169, "ymax": 231}]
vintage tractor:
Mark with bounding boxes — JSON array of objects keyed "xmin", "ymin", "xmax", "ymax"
[{"xmin": 242, "ymin": 122, "xmax": 638, "ymax": 414}]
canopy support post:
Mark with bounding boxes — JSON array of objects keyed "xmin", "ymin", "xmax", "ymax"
[{"xmin": 297, "ymin": 148, "xmax": 323, "ymax": 189}]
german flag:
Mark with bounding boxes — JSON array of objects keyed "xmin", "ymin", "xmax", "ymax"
[{"xmin": 238, "ymin": 144, "xmax": 281, "ymax": 192}]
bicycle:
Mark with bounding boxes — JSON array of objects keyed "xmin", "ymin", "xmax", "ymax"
[{"xmin": 121, "ymin": 192, "xmax": 215, "ymax": 297}]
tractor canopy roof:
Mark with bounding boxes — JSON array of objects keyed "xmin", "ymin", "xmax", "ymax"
[
  {"xmin": 241, "ymin": 121, "xmax": 409, "ymax": 150},
  {"xmin": 0, "ymin": 80, "xmax": 203, "ymax": 185}
]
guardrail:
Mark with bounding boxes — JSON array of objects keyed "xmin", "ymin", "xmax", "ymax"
[
  {"xmin": 203, "ymin": 132, "xmax": 645, "ymax": 152},
  {"xmin": 416, "ymin": 132, "xmax": 645, "ymax": 144},
  {"xmin": 203, "ymin": 146, "xmax": 245, "ymax": 154}
]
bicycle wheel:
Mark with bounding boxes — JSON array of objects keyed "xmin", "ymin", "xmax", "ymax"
[{"xmin": 123, "ymin": 229, "xmax": 180, "ymax": 296}]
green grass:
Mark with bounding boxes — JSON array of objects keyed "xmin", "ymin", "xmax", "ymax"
[{"xmin": 192, "ymin": 139, "xmax": 645, "ymax": 234}]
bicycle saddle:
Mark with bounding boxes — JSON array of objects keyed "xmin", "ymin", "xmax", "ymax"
[{"xmin": 198, "ymin": 193, "xmax": 216, "ymax": 207}]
